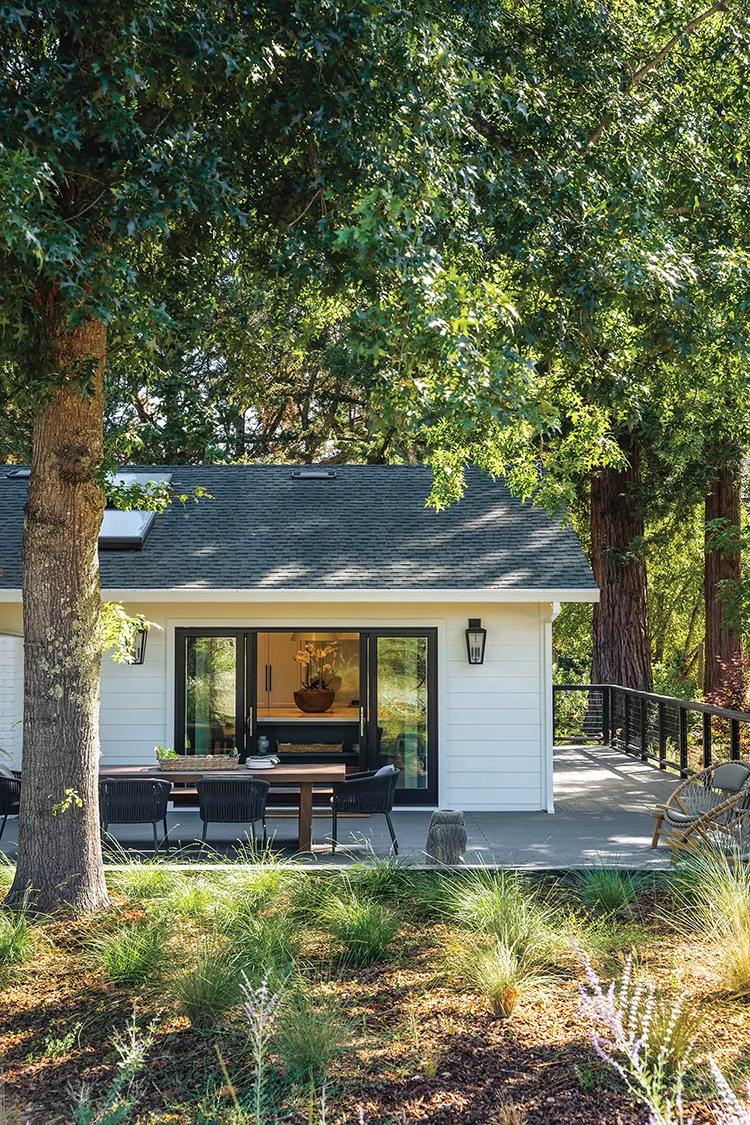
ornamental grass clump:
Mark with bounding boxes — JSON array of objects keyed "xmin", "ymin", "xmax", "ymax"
[
  {"xmin": 572, "ymin": 864, "xmax": 648, "ymax": 915},
  {"xmin": 345, "ymin": 853, "xmax": 417, "ymax": 904},
  {"xmin": 444, "ymin": 870, "xmax": 563, "ymax": 968},
  {"xmin": 221, "ymin": 865, "xmax": 301, "ymax": 917},
  {"xmin": 223, "ymin": 914, "xmax": 299, "ymax": 987},
  {"xmin": 89, "ymin": 922, "xmax": 168, "ymax": 988},
  {"xmin": 275, "ymin": 989, "xmax": 353, "ymax": 1082},
  {"xmin": 172, "ymin": 938, "xmax": 244, "ymax": 1029},
  {"xmin": 669, "ymin": 850, "xmax": 750, "ymax": 995},
  {"xmin": 319, "ymin": 893, "xmax": 400, "ymax": 966},
  {"xmin": 0, "ymin": 910, "xmax": 33, "ymax": 983},
  {"xmin": 106, "ymin": 861, "xmax": 180, "ymax": 904},
  {"xmin": 455, "ymin": 938, "xmax": 549, "ymax": 1019}
]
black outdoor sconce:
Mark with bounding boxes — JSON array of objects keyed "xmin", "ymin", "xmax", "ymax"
[
  {"xmin": 130, "ymin": 628, "xmax": 148, "ymax": 665},
  {"xmin": 465, "ymin": 618, "xmax": 487, "ymax": 665}
]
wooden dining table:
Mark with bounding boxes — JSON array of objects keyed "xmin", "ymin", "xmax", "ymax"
[{"xmin": 99, "ymin": 762, "xmax": 347, "ymax": 851}]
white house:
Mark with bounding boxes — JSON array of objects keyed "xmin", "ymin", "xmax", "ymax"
[{"xmin": 0, "ymin": 464, "xmax": 598, "ymax": 812}]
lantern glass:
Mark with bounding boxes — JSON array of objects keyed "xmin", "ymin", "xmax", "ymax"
[
  {"xmin": 465, "ymin": 618, "xmax": 487, "ymax": 665},
  {"xmin": 131, "ymin": 628, "xmax": 148, "ymax": 665}
]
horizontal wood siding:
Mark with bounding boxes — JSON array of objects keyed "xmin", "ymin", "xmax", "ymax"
[{"xmin": 94, "ymin": 600, "xmax": 547, "ymax": 812}]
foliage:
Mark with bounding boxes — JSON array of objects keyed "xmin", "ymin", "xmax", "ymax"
[
  {"xmin": 172, "ymin": 938, "xmax": 243, "ymax": 1029},
  {"xmin": 0, "ymin": 910, "xmax": 33, "ymax": 982},
  {"xmin": 572, "ymin": 865, "xmax": 649, "ymax": 916},
  {"xmin": 89, "ymin": 922, "xmax": 167, "ymax": 987},
  {"xmin": 222, "ymin": 914, "xmax": 299, "ymax": 988},
  {"xmin": 71, "ymin": 1016, "xmax": 155, "ymax": 1125},
  {"xmin": 100, "ymin": 603, "xmax": 159, "ymax": 665},
  {"xmin": 455, "ymin": 938, "xmax": 549, "ymax": 1019},
  {"xmin": 441, "ymin": 870, "xmax": 564, "ymax": 967},
  {"xmin": 318, "ymin": 893, "xmax": 400, "ymax": 966},
  {"xmin": 704, "ymin": 653, "xmax": 750, "ymax": 713},
  {"xmin": 106, "ymin": 860, "xmax": 179, "ymax": 902},
  {"xmin": 294, "ymin": 641, "xmax": 340, "ymax": 692},
  {"xmin": 275, "ymin": 989, "xmax": 353, "ymax": 1083}
]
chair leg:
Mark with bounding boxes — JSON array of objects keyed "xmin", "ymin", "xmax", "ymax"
[
  {"xmin": 651, "ymin": 813, "xmax": 663, "ymax": 849},
  {"xmin": 0, "ymin": 814, "xmax": 7, "ymax": 842},
  {"xmin": 152, "ymin": 822, "xmax": 158, "ymax": 852},
  {"xmin": 202, "ymin": 821, "xmax": 208, "ymax": 844},
  {"xmin": 162, "ymin": 817, "xmax": 169, "ymax": 850},
  {"xmin": 331, "ymin": 804, "xmax": 337, "ymax": 853},
  {"xmin": 261, "ymin": 818, "xmax": 267, "ymax": 849},
  {"xmin": 385, "ymin": 812, "xmax": 398, "ymax": 855}
]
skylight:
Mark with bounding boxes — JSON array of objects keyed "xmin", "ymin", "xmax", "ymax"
[
  {"xmin": 291, "ymin": 469, "xmax": 337, "ymax": 480},
  {"xmin": 98, "ymin": 471, "xmax": 172, "ymax": 552}
]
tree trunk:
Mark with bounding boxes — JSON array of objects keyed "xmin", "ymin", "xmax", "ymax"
[
  {"xmin": 704, "ymin": 464, "xmax": 743, "ymax": 698},
  {"xmin": 590, "ymin": 433, "xmax": 652, "ymax": 690},
  {"xmin": 5, "ymin": 314, "xmax": 109, "ymax": 914}
]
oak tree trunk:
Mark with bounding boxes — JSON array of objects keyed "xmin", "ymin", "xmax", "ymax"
[
  {"xmin": 5, "ymin": 313, "xmax": 109, "ymax": 914},
  {"xmin": 704, "ymin": 464, "xmax": 743, "ymax": 698},
  {"xmin": 590, "ymin": 434, "xmax": 652, "ymax": 690}
]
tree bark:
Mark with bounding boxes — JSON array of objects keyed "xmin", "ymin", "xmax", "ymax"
[
  {"xmin": 704, "ymin": 464, "xmax": 743, "ymax": 697},
  {"xmin": 5, "ymin": 313, "xmax": 109, "ymax": 914},
  {"xmin": 590, "ymin": 433, "xmax": 652, "ymax": 690}
]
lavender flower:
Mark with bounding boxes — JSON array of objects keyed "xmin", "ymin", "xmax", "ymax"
[
  {"xmin": 241, "ymin": 973, "xmax": 285, "ymax": 1125},
  {"xmin": 711, "ymin": 1060, "xmax": 750, "ymax": 1125}
]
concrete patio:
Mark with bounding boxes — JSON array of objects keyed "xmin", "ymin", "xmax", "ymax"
[{"xmin": 0, "ymin": 744, "xmax": 680, "ymax": 868}]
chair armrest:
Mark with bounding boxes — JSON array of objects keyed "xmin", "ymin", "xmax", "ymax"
[
  {"xmin": 10, "ymin": 770, "xmax": 21, "ymax": 779},
  {"xmin": 344, "ymin": 770, "xmax": 377, "ymax": 782}
]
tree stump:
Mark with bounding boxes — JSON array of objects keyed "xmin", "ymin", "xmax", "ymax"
[{"xmin": 425, "ymin": 809, "xmax": 467, "ymax": 865}]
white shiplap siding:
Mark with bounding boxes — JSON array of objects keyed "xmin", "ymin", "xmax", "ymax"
[{"xmin": 95, "ymin": 599, "xmax": 550, "ymax": 812}]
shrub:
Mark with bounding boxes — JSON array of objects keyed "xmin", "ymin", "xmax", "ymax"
[
  {"xmin": 223, "ymin": 914, "xmax": 299, "ymax": 987},
  {"xmin": 90, "ymin": 922, "xmax": 167, "ymax": 987},
  {"xmin": 319, "ymin": 894, "xmax": 400, "ymax": 966},
  {"xmin": 275, "ymin": 990, "xmax": 353, "ymax": 1082},
  {"xmin": 172, "ymin": 939, "xmax": 243, "ymax": 1028},
  {"xmin": 572, "ymin": 865, "xmax": 648, "ymax": 915},
  {"xmin": 0, "ymin": 911, "xmax": 33, "ymax": 982},
  {"xmin": 455, "ymin": 939, "xmax": 548, "ymax": 1019},
  {"xmin": 106, "ymin": 863, "xmax": 180, "ymax": 903},
  {"xmin": 669, "ymin": 851, "xmax": 750, "ymax": 995},
  {"xmin": 443, "ymin": 870, "xmax": 563, "ymax": 967}
]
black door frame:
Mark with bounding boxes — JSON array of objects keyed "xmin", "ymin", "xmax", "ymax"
[
  {"xmin": 361, "ymin": 628, "xmax": 438, "ymax": 806},
  {"xmin": 175, "ymin": 625, "xmax": 439, "ymax": 804}
]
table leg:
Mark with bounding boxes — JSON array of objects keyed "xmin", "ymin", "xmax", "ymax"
[{"xmin": 298, "ymin": 782, "xmax": 314, "ymax": 852}]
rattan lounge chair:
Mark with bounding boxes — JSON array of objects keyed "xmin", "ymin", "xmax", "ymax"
[
  {"xmin": 196, "ymin": 777, "xmax": 270, "ymax": 846},
  {"xmin": 330, "ymin": 766, "xmax": 400, "ymax": 854},
  {"xmin": 651, "ymin": 760, "xmax": 750, "ymax": 857},
  {"xmin": 0, "ymin": 767, "xmax": 21, "ymax": 843},
  {"xmin": 99, "ymin": 778, "xmax": 173, "ymax": 852}
]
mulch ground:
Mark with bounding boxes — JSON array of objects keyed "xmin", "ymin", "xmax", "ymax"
[{"xmin": 1, "ymin": 896, "xmax": 748, "ymax": 1124}]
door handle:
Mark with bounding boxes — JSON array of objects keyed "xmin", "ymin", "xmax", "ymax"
[
  {"xmin": 269, "ymin": 663, "xmax": 272, "ymax": 692},
  {"xmin": 264, "ymin": 665, "xmax": 268, "ymax": 692},
  {"xmin": 360, "ymin": 707, "xmax": 365, "ymax": 738},
  {"xmin": 245, "ymin": 707, "xmax": 253, "ymax": 735}
]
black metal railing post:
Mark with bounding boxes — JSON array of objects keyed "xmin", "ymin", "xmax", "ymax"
[
  {"xmin": 702, "ymin": 711, "xmax": 712, "ymax": 770},
  {"xmin": 679, "ymin": 705, "xmax": 688, "ymax": 776},
  {"xmin": 640, "ymin": 698, "xmax": 648, "ymax": 761},
  {"xmin": 658, "ymin": 701, "xmax": 666, "ymax": 769},
  {"xmin": 624, "ymin": 693, "xmax": 631, "ymax": 753},
  {"xmin": 602, "ymin": 686, "xmax": 611, "ymax": 745},
  {"xmin": 731, "ymin": 718, "xmax": 741, "ymax": 761}
]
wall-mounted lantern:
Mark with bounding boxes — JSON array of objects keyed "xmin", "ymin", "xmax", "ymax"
[
  {"xmin": 130, "ymin": 628, "xmax": 148, "ymax": 665},
  {"xmin": 465, "ymin": 618, "xmax": 487, "ymax": 665}
]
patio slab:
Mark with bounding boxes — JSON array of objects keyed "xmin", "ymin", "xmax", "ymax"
[{"xmin": 0, "ymin": 745, "xmax": 680, "ymax": 869}]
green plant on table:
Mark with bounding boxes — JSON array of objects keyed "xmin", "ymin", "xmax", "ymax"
[{"xmin": 90, "ymin": 921, "xmax": 167, "ymax": 987}]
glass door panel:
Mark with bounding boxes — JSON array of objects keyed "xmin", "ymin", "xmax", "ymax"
[
  {"xmin": 370, "ymin": 632, "xmax": 437, "ymax": 804},
  {"xmin": 183, "ymin": 635, "xmax": 239, "ymax": 755}
]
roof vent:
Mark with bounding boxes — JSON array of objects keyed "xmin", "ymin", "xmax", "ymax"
[
  {"xmin": 5, "ymin": 468, "xmax": 30, "ymax": 479},
  {"xmin": 291, "ymin": 469, "xmax": 337, "ymax": 480}
]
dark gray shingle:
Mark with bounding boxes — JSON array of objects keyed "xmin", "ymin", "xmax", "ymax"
[{"xmin": 0, "ymin": 465, "xmax": 596, "ymax": 592}]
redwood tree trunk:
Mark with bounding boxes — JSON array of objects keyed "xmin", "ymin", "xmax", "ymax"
[
  {"xmin": 6, "ymin": 314, "xmax": 109, "ymax": 914},
  {"xmin": 704, "ymin": 464, "xmax": 743, "ymax": 697},
  {"xmin": 590, "ymin": 434, "xmax": 652, "ymax": 690}
]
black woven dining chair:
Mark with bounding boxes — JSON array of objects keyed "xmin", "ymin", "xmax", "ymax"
[
  {"xmin": 0, "ymin": 767, "xmax": 21, "ymax": 843},
  {"xmin": 330, "ymin": 766, "xmax": 400, "ymax": 854},
  {"xmin": 196, "ymin": 777, "xmax": 270, "ymax": 846},
  {"xmin": 99, "ymin": 778, "xmax": 173, "ymax": 852}
]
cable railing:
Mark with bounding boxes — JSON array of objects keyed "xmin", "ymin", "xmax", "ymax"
[{"xmin": 553, "ymin": 683, "xmax": 750, "ymax": 776}]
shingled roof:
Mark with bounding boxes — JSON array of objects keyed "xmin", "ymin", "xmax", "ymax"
[{"xmin": 0, "ymin": 465, "xmax": 597, "ymax": 595}]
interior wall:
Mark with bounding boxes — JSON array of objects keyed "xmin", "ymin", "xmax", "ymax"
[{"xmin": 96, "ymin": 600, "xmax": 551, "ymax": 811}]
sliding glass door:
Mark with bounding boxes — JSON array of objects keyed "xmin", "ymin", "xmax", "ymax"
[
  {"xmin": 363, "ymin": 630, "xmax": 438, "ymax": 805},
  {"xmin": 174, "ymin": 628, "xmax": 438, "ymax": 804}
]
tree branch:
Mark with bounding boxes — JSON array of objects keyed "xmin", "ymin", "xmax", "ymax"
[{"xmin": 586, "ymin": 0, "xmax": 729, "ymax": 149}]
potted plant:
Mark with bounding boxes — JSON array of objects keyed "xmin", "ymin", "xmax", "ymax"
[
  {"xmin": 293, "ymin": 641, "xmax": 339, "ymax": 713},
  {"xmin": 154, "ymin": 745, "xmax": 239, "ymax": 771}
]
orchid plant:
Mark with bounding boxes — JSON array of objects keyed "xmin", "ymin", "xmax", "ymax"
[{"xmin": 294, "ymin": 641, "xmax": 339, "ymax": 691}]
